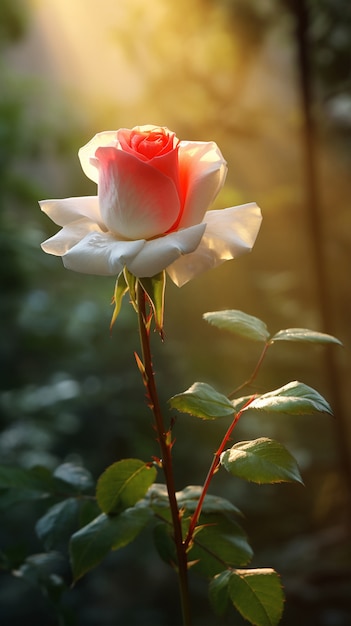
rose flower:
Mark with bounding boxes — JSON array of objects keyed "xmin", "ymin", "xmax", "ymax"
[{"xmin": 40, "ymin": 125, "xmax": 261, "ymax": 286}]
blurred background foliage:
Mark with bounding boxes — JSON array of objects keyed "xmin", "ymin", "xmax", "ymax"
[{"xmin": 0, "ymin": 0, "xmax": 350, "ymax": 624}]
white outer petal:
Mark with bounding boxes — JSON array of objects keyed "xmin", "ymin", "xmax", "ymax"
[
  {"xmin": 39, "ymin": 196, "xmax": 102, "ymax": 227},
  {"xmin": 41, "ymin": 218, "xmax": 104, "ymax": 255},
  {"xmin": 167, "ymin": 203, "xmax": 262, "ymax": 287},
  {"xmin": 78, "ymin": 131, "xmax": 119, "ymax": 183},
  {"xmin": 62, "ymin": 232, "xmax": 146, "ymax": 275},
  {"xmin": 127, "ymin": 223, "xmax": 206, "ymax": 278}
]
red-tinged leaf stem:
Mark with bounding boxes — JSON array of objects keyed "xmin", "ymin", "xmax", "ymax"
[
  {"xmin": 136, "ymin": 281, "xmax": 191, "ymax": 626},
  {"xmin": 228, "ymin": 343, "xmax": 270, "ymax": 399},
  {"xmin": 184, "ymin": 396, "xmax": 256, "ymax": 552}
]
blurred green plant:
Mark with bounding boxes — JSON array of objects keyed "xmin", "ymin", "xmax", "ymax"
[{"xmin": 0, "ymin": 291, "xmax": 341, "ymax": 625}]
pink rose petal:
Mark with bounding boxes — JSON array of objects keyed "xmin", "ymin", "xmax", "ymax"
[{"xmin": 96, "ymin": 146, "xmax": 181, "ymax": 240}]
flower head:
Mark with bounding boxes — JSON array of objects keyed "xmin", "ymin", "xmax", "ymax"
[{"xmin": 40, "ymin": 125, "xmax": 261, "ymax": 287}]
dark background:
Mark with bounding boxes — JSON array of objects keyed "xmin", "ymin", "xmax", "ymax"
[{"xmin": 1, "ymin": 0, "xmax": 351, "ymax": 624}]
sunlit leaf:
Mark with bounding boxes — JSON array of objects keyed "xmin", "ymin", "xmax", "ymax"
[
  {"xmin": 271, "ymin": 328, "xmax": 342, "ymax": 346},
  {"xmin": 248, "ymin": 381, "xmax": 333, "ymax": 416},
  {"xmin": 221, "ymin": 438, "xmax": 303, "ymax": 484},
  {"xmin": 229, "ymin": 568, "xmax": 284, "ymax": 626},
  {"xmin": 209, "ymin": 570, "xmax": 231, "ymax": 616},
  {"xmin": 70, "ymin": 506, "xmax": 152, "ymax": 582},
  {"xmin": 96, "ymin": 459, "xmax": 157, "ymax": 514},
  {"xmin": 231, "ymin": 395, "xmax": 256, "ymax": 413},
  {"xmin": 203, "ymin": 310, "xmax": 270, "ymax": 342},
  {"xmin": 169, "ymin": 382, "xmax": 234, "ymax": 420}
]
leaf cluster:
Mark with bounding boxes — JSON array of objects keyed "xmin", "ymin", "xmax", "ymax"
[{"xmin": 0, "ymin": 309, "xmax": 340, "ymax": 626}]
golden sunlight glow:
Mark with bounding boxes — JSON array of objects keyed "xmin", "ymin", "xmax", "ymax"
[{"xmin": 28, "ymin": 0, "xmax": 167, "ymax": 104}]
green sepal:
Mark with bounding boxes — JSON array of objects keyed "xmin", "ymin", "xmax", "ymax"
[
  {"xmin": 139, "ymin": 271, "xmax": 166, "ymax": 336},
  {"xmin": 69, "ymin": 505, "xmax": 153, "ymax": 582},
  {"xmin": 270, "ymin": 327, "xmax": 342, "ymax": 346},
  {"xmin": 169, "ymin": 382, "xmax": 234, "ymax": 420},
  {"xmin": 228, "ymin": 568, "xmax": 285, "ymax": 626},
  {"xmin": 221, "ymin": 437, "xmax": 303, "ymax": 484},
  {"xmin": 203, "ymin": 310, "xmax": 270, "ymax": 342},
  {"xmin": 96, "ymin": 459, "xmax": 157, "ymax": 515},
  {"xmin": 123, "ymin": 267, "xmax": 138, "ymax": 310},
  {"xmin": 110, "ymin": 270, "xmax": 129, "ymax": 330}
]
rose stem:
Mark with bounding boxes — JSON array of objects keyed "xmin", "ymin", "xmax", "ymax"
[
  {"xmin": 228, "ymin": 342, "xmax": 270, "ymax": 400},
  {"xmin": 184, "ymin": 397, "xmax": 255, "ymax": 551},
  {"xmin": 136, "ymin": 282, "xmax": 191, "ymax": 626}
]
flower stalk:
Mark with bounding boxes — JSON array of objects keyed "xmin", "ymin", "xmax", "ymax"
[{"xmin": 136, "ymin": 281, "xmax": 191, "ymax": 626}]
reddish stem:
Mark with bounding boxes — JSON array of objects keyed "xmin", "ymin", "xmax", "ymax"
[
  {"xmin": 184, "ymin": 396, "xmax": 255, "ymax": 551},
  {"xmin": 228, "ymin": 342, "xmax": 270, "ymax": 400},
  {"xmin": 136, "ymin": 282, "xmax": 191, "ymax": 626}
]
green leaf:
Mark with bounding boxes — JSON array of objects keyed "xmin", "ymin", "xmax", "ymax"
[
  {"xmin": 153, "ymin": 512, "xmax": 252, "ymax": 576},
  {"xmin": 229, "ymin": 568, "xmax": 284, "ymax": 626},
  {"xmin": 169, "ymin": 382, "xmax": 234, "ymax": 420},
  {"xmin": 13, "ymin": 552, "xmax": 67, "ymax": 602},
  {"xmin": 221, "ymin": 437, "xmax": 303, "ymax": 484},
  {"xmin": 209, "ymin": 570, "xmax": 231, "ymax": 616},
  {"xmin": 0, "ymin": 465, "xmax": 48, "ymax": 492},
  {"xmin": 96, "ymin": 459, "xmax": 157, "ymax": 514},
  {"xmin": 110, "ymin": 270, "xmax": 129, "ymax": 330},
  {"xmin": 145, "ymin": 483, "xmax": 242, "ymax": 518},
  {"xmin": 53, "ymin": 463, "xmax": 94, "ymax": 494},
  {"xmin": 0, "ymin": 464, "xmax": 70, "ymax": 499},
  {"xmin": 231, "ymin": 395, "xmax": 257, "ymax": 414},
  {"xmin": 189, "ymin": 514, "xmax": 253, "ymax": 577},
  {"xmin": 139, "ymin": 271, "xmax": 166, "ymax": 335},
  {"xmin": 176, "ymin": 485, "xmax": 242, "ymax": 516},
  {"xmin": 36, "ymin": 498, "xmax": 99, "ymax": 550},
  {"xmin": 36, "ymin": 498, "xmax": 80, "ymax": 550},
  {"xmin": 271, "ymin": 328, "xmax": 342, "ymax": 346},
  {"xmin": 203, "ymin": 310, "xmax": 270, "ymax": 342},
  {"xmin": 248, "ymin": 381, "xmax": 333, "ymax": 416},
  {"xmin": 70, "ymin": 505, "xmax": 152, "ymax": 582},
  {"xmin": 153, "ymin": 520, "xmax": 177, "ymax": 566}
]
